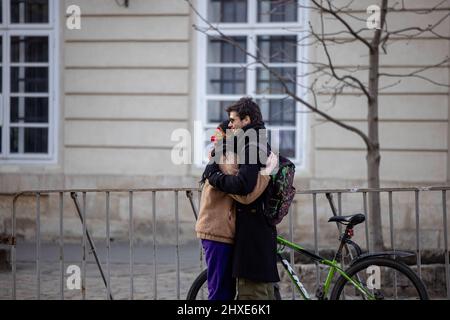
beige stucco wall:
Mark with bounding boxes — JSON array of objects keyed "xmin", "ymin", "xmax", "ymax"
[
  {"xmin": 0, "ymin": 0, "xmax": 449, "ymax": 249},
  {"xmin": 63, "ymin": 0, "xmax": 192, "ymax": 177}
]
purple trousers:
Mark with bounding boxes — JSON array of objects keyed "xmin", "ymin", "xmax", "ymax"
[{"xmin": 201, "ymin": 239, "xmax": 236, "ymax": 300}]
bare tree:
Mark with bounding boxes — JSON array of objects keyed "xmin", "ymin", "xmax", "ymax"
[{"xmin": 187, "ymin": 0, "xmax": 450, "ymax": 250}]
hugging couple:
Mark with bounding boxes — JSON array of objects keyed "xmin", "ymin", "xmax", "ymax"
[{"xmin": 195, "ymin": 97, "xmax": 280, "ymax": 300}]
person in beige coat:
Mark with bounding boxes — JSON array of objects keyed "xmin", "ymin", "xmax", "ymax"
[{"xmin": 195, "ymin": 121, "xmax": 277, "ymax": 300}]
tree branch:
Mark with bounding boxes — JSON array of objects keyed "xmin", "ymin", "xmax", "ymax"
[
  {"xmin": 379, "ymin": 57, "xmax": 450, "ymax": 87},
  {"xmin": 309, "ymin": 0, "xmax": 372, "ymax": 50},
  {"xmin": 312, "ymin": 18, "xmax": 371, "ymax": 99},
  {"xmin": 381, "ymin": 12, "xmax": 450, "ymax": 41}
]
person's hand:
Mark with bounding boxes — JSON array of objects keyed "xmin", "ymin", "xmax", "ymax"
[
  {"xmin": 203, "ymin": 162, "xmax": 220, "ymax": 180},
  {"xmin": 260, "ymin": 152, "xmax": 279, "ymax": 176}
]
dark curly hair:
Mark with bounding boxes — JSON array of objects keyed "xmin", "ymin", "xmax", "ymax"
[{"xmin": 225, "ymin": 97, "xmax": 263, "ymax": 125}]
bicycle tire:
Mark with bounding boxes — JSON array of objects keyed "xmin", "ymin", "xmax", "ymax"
[
  {"xmin": 186, "ymin": 269, "xmax": 208, "ymax": 300},
  {"xmin": 330, "ymin": 257, "xmax": 429, "ymax": 300}
]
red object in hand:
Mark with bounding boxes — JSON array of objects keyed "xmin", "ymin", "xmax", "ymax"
[{"xmin": 211, "ymin": 135, "xmax": 217, "ymax": 143}]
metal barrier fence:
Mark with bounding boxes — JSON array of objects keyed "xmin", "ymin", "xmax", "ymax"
[
  {"xmin": 295, "ymin": 186, "xmax": 449, "ymax": 300},
  {"xmin": 1, "ymin": 186, "xmax": 449, "ymax": 299}
]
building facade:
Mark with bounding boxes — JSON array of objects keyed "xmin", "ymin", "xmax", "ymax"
[{"xmin": 0, "ymin": 0, "xmax": 449, "ymax": 248}]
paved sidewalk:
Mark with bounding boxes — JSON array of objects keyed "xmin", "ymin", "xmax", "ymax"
[
  {"xmin": 1, "ymin": 242, "xmax": 446, "ymax": 300},
  {"xmin": 0, "ymin": 241, "xmax": 204, "ymax": 300}
]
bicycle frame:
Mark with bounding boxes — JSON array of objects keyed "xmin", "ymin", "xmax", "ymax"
[{"xmin": 276, "ymin": 236, "xmax": 377, "ymax": 300}]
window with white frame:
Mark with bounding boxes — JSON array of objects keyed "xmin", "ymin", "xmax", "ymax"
[
  {"xmin": 0, "ymin": 0, "xmax": 58, "ymax": 162},
  {"xmin": 197, "ymin": 0, "xmax": 306, "ymax": 166}
]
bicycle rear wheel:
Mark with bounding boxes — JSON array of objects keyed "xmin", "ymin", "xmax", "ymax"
[
  {"xmin": 186, "ymin": 270, "xmax": 208, "ymax": 300},
  {"xmin": 330, "ymin": 257, "xmax": 429, "ymax": 300}
]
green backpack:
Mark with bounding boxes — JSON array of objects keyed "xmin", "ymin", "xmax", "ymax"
[{"xmin": 264, "ymin": 155, "xmax": 296, "ymax": 225}]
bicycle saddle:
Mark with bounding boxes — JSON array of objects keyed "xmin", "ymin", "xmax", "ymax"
[{"xmin": 328, "ymin": 213, "xmax": 365, "ymax": 226}]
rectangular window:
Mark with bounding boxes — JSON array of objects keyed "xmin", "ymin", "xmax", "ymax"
[
  {"xmin": 0, "ymin": 0, "xmax": 58, "ymax": 162},
  {"xmin": 197, "ymin": 0, "xmax": 305, "ymax": 166},
  {"xmin": 257, "ymin": 35, "xmax": 297, "ymax": 63},
  {"xmin": 207, "ymin": 36, "xmax": 247, "ymax": 95},
  {"xmin": 209, "ymin": 0, "xmax": 247, "ymax": 23},
  {"xmin": 11, "ymin": 0, "xmax": 49, "ymax": 24},
  {"xmin": 258, "ymin": 0, "xmax": 298, "ymax": 22}
]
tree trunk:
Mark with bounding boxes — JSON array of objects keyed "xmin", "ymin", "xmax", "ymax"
[
  {"xmin": 366, "ymin": 0, "xmax": 387, "ymax": 251},
  {"xmin": 366, "ymin": 145, "xmax": 383, "ymax": 251},
  {"xmin": 367, "ymin": 47, "xmax": 384, "ymax": 251}
]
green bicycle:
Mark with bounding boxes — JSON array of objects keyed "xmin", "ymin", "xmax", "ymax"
[{"xmin": 186, "ymin": 193, "xmax": 429, "ymax": 300}]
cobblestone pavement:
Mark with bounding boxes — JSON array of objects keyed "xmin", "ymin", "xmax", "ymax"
[
  {"xmin": 0, "ymin": 242, "xmax": 204, "ymax": 300},
  {"xmin": 0, "ymin": 242, "xmax": 300, "ymax": 300},
  {"xmin": 0, "ymin": 242, "xmax": 446, "ymax": 300},
  {"xmin": 0, "ymin": 262, "xmax": 203, "ymax": 300}
]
